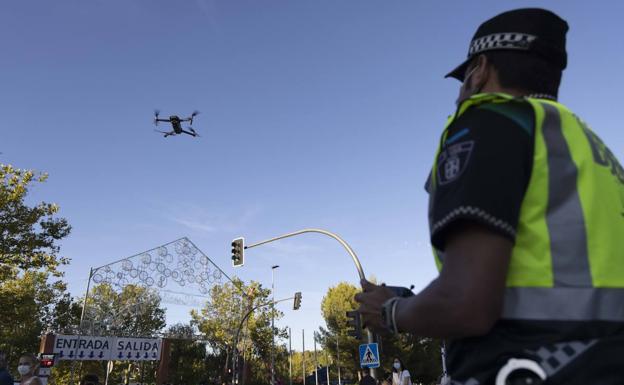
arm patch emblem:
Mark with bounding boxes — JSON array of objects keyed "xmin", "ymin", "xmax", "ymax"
[{"xmin": 437, "ymin": 141, "xmax": 474, "ymax": 185}]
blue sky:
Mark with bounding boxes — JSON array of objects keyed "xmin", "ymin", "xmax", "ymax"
[{"xmin": 2, "ymin": 0, "xmax": 623, "ymax": 351}]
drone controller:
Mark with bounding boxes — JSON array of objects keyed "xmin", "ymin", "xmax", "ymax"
[{"xmin": 384, "ymin": 284, "xmax": 415, "ymax": 298}]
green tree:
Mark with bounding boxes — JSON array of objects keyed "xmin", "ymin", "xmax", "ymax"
[
  {"xmin": 317, "ymin": 282, "xmax": 361, "ymax": 379},
  {"xmin": 165, "ymin": 323, "xmax": 209, "ymax": 385},
  {"xmin": 0, "ymin": 271, "xmax": 79, "ymax": 373},
  {"xmin": 191, "ymin": 278, "xmax": 286, "ymax": 385},
  {"xmin": 0, "ymin": 164, "xmax": 71, "ymax": 280},
  {"xmin": 83, "ymin": 283, "xmax": 166, "ymax": 337},
  {"xmin": 290, "ymin": 348, "xmax": 332, "ymax": 385}
]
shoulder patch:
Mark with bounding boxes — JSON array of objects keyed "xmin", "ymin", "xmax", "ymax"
[{"xmin": 437, "ymin": 140, "xmax": 474, "ymax": 185}]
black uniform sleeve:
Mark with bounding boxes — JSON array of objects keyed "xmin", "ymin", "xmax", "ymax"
[{"xmin": 429, "ymin": 101, "xmax": 535, "ymax": 251}]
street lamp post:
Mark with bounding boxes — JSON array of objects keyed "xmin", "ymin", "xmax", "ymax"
[
  {"xmin": 239, "ymin": 228, "xmax": 376, "ymax": 379},
  {"xmin": 313, "ymin": 332, "xmax": 319, "ymax": 385},
  {"xmin": 336, "ymin": 337, "xmax": 341, "ymax": 385},
  {"xmin": 271, "ymin": 265, "xmax": 279, "ymax": 385}
]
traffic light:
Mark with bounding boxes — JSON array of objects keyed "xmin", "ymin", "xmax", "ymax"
[
  {"xmin": 38, "ymin": 354, "xmax": 55, "ymax": 368},
  {"xmin": 293, "ymin": 292, "xmax": 302, "ymax": 310},
  {"xmin": 346, "ymin": 310, "xmax": 362, "ymax": 340},
  {"xmin": 231, "ymin": 237, "xmax": 245, "ymax": 267}
]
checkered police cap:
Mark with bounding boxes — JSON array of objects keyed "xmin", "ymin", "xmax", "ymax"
[{"xmin": 446, "ymin": 8, "xmax": 569, "ymax": 81}]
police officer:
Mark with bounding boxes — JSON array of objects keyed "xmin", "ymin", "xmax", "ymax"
[{"xmin": 355, "ymin": 8, "xmax": 624, "ymax": 385}]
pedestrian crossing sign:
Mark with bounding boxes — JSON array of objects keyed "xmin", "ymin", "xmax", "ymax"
[{"xmin": 359, "ymin": 343, "xmax": 380, "ymax": 368}]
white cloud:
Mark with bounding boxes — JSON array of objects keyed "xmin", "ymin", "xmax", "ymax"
[
  {"xmin": 159, "ymin": 203, "xmax": 263, "ymax": 234},
  {"xmin": 172, "ymin": 218, "xmax": 217, "ymax": 232}
]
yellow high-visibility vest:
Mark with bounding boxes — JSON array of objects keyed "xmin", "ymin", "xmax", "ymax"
[{"xmin": 430, "ymin": 93, "xmax": 624, "ymax": 322}]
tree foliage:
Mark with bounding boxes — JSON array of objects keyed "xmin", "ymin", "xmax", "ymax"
[
  {"xmin": 191, "ymin": 278, "xmax": 287, "ymax": 385},
  {"xmin": 0, "ymin": 165, "xmax": 71, "ymax": 279},
  {"xmin": 0, "ymin": 271, "xmax": 80, "ymax": 374},
  {"xmin": 83, "ymin": 283, "xmax": 166, "ymax": 337},
  {"xmin": 165, "ymin": 323, "xmax": 209, "ymax": 385},
  {"xmin": 316, "ymin": 282, "xmax": 362, "ymax": 379}
]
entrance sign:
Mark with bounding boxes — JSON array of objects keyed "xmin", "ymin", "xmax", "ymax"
[
  {"xmin": 53, "ymin": 335, "xmax": 111, "ymax": 361},
  {"xmin": 52, "ymin": 335, "xmax": 161, "ymax": 361},
  {"xmin": 359, "ymin": 343, "xmax": 380, "ymax": 368}
]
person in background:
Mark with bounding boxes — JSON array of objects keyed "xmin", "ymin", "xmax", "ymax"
[
  {"xmin": 0, "ymin": 351, "xmax": 13, "ymax": 385},
  {"xmin": 390, "ymin": 358, "xmax": 410, "ymax": 385},
  {"xmin": 358, "ymin": 369, "xmax": 376, "ymax": 385},
  {"xmin": 17, "ymin": 354, "xmax": 41, "ymax": 385}
]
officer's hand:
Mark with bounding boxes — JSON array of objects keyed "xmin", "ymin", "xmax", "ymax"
[{"xmin": 354, "ymin": 279, "xmax": 395, "ymax": 333}]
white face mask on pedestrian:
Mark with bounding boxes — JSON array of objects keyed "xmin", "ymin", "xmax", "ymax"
[
  {"xmin": 17, "ymin": 365, "xmax": 31, "ymax": 376},
  {"xmin": 393, "ymin": 362, "xmax": 401, "ymax": 370}
]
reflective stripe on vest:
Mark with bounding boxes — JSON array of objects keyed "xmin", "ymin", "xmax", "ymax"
[
  {"xmin": 503, "ymin": 100, "xmax": 624, "ymax": 321},
  {"xmin": 502, "ymin": 287, "xmax": 624, "ymax": 321},
  {"xmin": 431, "ymin": 93, "xmax": 624, "ymax": 322},
  {"xmin": 540, "ymin": 102, "xmax": 592, "ymax": 287}
]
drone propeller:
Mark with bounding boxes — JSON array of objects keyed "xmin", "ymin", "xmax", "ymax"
[
  {"xmin": 154, "ymin": 109, "xmax": 160, "ymax": 125},
  {"xmin": 154, "ymin": 129, "xmax": 174, "ymax": 137},
  {"xmin": 189, "ymin": 110, "xmax": 199, "ymax": 125}
]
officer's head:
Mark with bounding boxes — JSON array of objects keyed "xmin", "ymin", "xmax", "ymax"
[{"xmin": 448, "ymin": 9, "xmax": 569, "ymax": 105}]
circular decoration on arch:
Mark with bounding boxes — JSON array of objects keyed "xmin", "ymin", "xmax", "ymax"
[
  {"xmin": 93, "ymin": 273, "xmax": 103, "ymax": 284},
  {"xmin": 122, "ymin": 260, "xmax": 133, "ymax": 271},
  {"xmin": 140, "ymin": 253, "xmax": 152, "ymax": 265}
]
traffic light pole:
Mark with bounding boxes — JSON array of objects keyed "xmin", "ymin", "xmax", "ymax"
[{"xmin": 243, "ymin": 228, "xmax": 376, "ymax": 379}]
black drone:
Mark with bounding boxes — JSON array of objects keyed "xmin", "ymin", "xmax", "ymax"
[{"xmin": 153, "ymin": 110, "xmax": 200, "ymax": 138}]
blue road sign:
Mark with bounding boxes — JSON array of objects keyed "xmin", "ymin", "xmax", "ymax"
[{"xmin": 359, "ymin": 343, "xmax": 380, "ymax": 368}]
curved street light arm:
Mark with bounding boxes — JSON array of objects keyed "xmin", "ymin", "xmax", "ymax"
[{"xmin": 245, "ymin": 228, "xmax": 366, "ymax": 280}]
